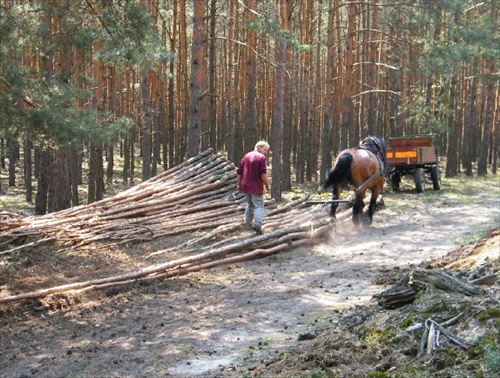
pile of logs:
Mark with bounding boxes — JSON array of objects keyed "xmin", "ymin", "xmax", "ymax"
[
  {"xmin": 0, "ymin": 149, "xmax": 352, "ymax": 304},
  {"xmin": 0, "ymin": 149, "xmax": 343, "ymax": 253}
]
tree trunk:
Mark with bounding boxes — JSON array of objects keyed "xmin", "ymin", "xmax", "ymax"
[
  {"xmin": 477, "ymin": 62, "xmax": 495, "ymax": 176},
  {"xmin": 462, "ymin": 76, "xmax": 477, "ymax": 176},
  {"xmin": 320, "ymin": 0, "xmax": 336, "ymax": 181},
  {"xmin": 7, "ymin": 136, "xmax": 18, "ymax": 187},
  {"xmin": 88, "ymin": 141, "xmax": 104, "ymax": 204},
  {"xmin": 342, "ymin": 1, "xmax": 356, "ymax": 149},
  {"xmin": 310, "ymin": 0, "xmax": 322, "ymax": 183},
  {"xmin": 208, "ymin": 0, "xmax": 217, "ymax": 151},
  {"xmin": 69, "ymin": 145, "xmax": 79, "ymax": 207},
  {"xmin": 270, "ymin": 0, "xmax": 287, "ymax": 202},
  {"xmin": 226, "ymin": 0, "xmax": 236, "ymax": 163},
  {"xmin": 141, "ymin": 68, "xmax": 152, "ymax": 180},
  {"xmin": 282, "ymin": 25, "xmax": 293, "ymax": 191},
  {"xmin": 48, "ymin": 147, "xmax": 71, "ymax": 213},
  {"xmin": 106, "ymin": 144, "xmax": 114, "ymax": 184},
  {"xmin": 367, "ymin": 0, "xmax": 379, "ymax": 136},
  {"xmin": 35, "ymin": 148, "xmax": 51, "ymax": 215},
  {"xmin": 187, "ymin": 0, "xmax": 204, "ymax": 158},
  {"xmin": 123, "ymin": 135, "xmax": 130, "ymax": 185},
  {"xmin": 177, "ymin": 0, "xmax": 189, "ymax": 163},
  {"xmin": 244, "ymin": 0, "xmax": 257, "ymax": 151},
  {"xmin": 152, "ymin": 90, "xmax": 161, "ymax": 177},
  {"xmin": 445, "ymin": 77, "xmax": 459, "ymax": 177},
  {"xmin": 23, "ymin": 139, "xmax": 32, "ymax": 203}
]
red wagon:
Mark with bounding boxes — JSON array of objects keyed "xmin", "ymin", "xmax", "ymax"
[{"xmin": 385, "ymin": 134, "xmax": 441, "ymax": 193}]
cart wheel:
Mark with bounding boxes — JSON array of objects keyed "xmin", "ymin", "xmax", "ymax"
[
  {"xmin": 390, "ymin": 171, "xmax": 401, "ymax": 191},
  {"xmin": 414, "ymin": 168, "xmax": 426, "ymax": 193},
  {"xmin": 431, "ymin": 165, "xmax": 441, "ymax": 190}
]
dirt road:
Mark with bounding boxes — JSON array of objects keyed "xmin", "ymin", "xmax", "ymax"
[{"xmin": 0, "ymin": 187, "xmax": 499, "ymax": 378}]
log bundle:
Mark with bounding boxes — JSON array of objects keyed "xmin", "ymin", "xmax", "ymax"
[
  {"xmin": 0, "ymin": 149, "xmax": 347, "ymax": 304},
  {"xmin": 0, "ymin": 149, "xmax": 341, "ymax": 253}
]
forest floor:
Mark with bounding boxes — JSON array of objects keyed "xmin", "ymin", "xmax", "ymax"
[{"xmin": 0, "ymin": 175, "xmax": 499, "ymax": 378}]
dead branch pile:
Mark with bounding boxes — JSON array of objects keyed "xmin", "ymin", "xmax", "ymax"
[
  {"xmin": 373, "ymin": 268, "xmax": 485, "ymax": 309},
  {"xmin": 405, "ymin": 314, "xmax": 471, "ymax": 355},
  {"xmin": 0, "ymin": 149, "xmax": 351, "ymax": 304}
]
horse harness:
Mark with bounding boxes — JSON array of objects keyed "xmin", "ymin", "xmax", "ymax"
[
  {"xmin": 354, "ymin": 137, "xmax": 387, "ymax": 195},
  {"xmin": 358, "ymin": 136, "xmax": 386, "ymax": 174}
]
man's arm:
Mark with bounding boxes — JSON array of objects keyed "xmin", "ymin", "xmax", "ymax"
[
  {"xmin": 237, "ymin": 174, "xmax": 242, "ymax": 191},
  {"xmin": 261, "ymin": 173, "xmax": 270, "ymax": 192}
]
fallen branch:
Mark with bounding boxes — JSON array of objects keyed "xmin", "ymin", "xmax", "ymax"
[{"xmin": 414, "ymin": 317, "xmax": 470, "ymax": 356}]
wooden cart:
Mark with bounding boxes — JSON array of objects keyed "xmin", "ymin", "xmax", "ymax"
[{"xmin": 385, "ymin": 134, "xmax": 441, "ymax": 193}]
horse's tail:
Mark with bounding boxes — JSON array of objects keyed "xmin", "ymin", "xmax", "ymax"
[{"xmin": 321, "ymin": 152, "xmax": 352, "ymax": 190}]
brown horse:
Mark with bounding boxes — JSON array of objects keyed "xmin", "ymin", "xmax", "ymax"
[{"xmin": 318, "ymin": 136, "xmax": 387, "ymax": 226}]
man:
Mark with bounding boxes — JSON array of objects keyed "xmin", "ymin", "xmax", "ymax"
[{"xmin": 236, "ymin": 141, "xmax": 270, "ymax": 235}]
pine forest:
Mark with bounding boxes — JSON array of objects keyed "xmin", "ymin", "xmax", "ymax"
[{"xmin": 0, "ymin": 0, "xmax": 498, "ymax": 213}]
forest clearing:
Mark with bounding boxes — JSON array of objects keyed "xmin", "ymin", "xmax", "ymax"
[{"xmin": 0, "ymin": 150, "xmax": 499, "ymax": 377}]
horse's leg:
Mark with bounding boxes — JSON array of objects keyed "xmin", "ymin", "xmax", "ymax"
[
  {"xmin": 352, "ymin": 194, "xmax": 364, "ymax": 226},
  {"xmin": 366, "ymin": 183, "xmax": 382, "ymax": 226},
  {"xmin": 330, "ymin": 185, "xmax": 341, "ymax": 217},
  {"xmin": 366, "ymin": 196, "xmax": 377, "ymax": 226}
]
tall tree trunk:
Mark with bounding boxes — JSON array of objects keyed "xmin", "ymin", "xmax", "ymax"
[
  {"xmin": 303, "ymin": 0, "xmax": 314, "ymax": 182},
  {"xmin": 208, "ymin": 0, "xmax": 217, "ymax": 150},
  {"xmin": 332, "ymin": 0, "xmax": 342, "ymax": 153},
  {"xmin": 271, "ymin": 0, "xmax": 288, "ymax": 202},
  {"xmin": 310, "ymin": 0, "xmax": 322, "ymax": 183},
  {"xmin": 463, "ymin": 76, "xmax": 477, "ymax": 176},
  {"xmin": 167, "ymin": 0, "xmax": 177, "ymax": 168},
  {"xmin": 7, "ymin": 136, "xmax": 18, "ymax": 187},
  {"xmin": 493, "ymin": 83, "xmax": 499, "ymax": 175},
  {"xmin": 141, "ymin": 68, "xmax": 152, "ymax": 180},
  {"xmin": 320, "ymin": 0, "xmax": 335, "ymax": 181},
  {"xmin": 123, "ymin": 135, "xmax": 130, "ymax": 185},
  {"xmin": 445, "ymin": 77, "xmax": 459, "ymax": 177},
  {"xmin": 177, "ymin": 0, "xmax": 189, "ymax": 163},
  {"xmin": 227, "ymin": 0, "xmax": 236, "ymax": 163},
  {"xmin": 187, "ymin": 0, "xmax": 204, "ymax": 158},
  {"xmin": 106, "ymin": 144, "xmax": 114, "ymax": 184},
  {"xmin": 367, "ymin": 0, "xmax": 379, "ymax": 136},
  {"xmin": 88, "ymin": 141, "xmax": 104, "ymax": 203},
  {"xmin": 35, "ymin": 148, "xmax": 51, "ymax": 215},
  {"xmin": 342, "ymin": 1, "xmax": 356, "ymax": 149},
  {"xmin": 282, "ymin": 27, "xmax": 293, "ymax": 191},
  {"xmin": 23, "ymin": 139, "xmax": 32, "ymax": 203},
  {"xmin": 477, "ymin": 58, "xmax": 496, "ymax": 176},
  {"xmin": 245, "ymin": 0, "xmax": 257, "ymax": 151},
  {"xmin": 152, "ymin": 90, "xmax": 161, "ymax": 177},
  {"xmin": 48, "ymin": 147, "xmax": 71, "ymax": 213},
  {"xmin": 69, "ymin": 145, "xmax": 79, "ymax": 206}
]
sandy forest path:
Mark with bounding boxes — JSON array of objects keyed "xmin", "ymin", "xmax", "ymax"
[{"xmin": 0, "ymin": 186, "xmax": 499, "ymax": 378}]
